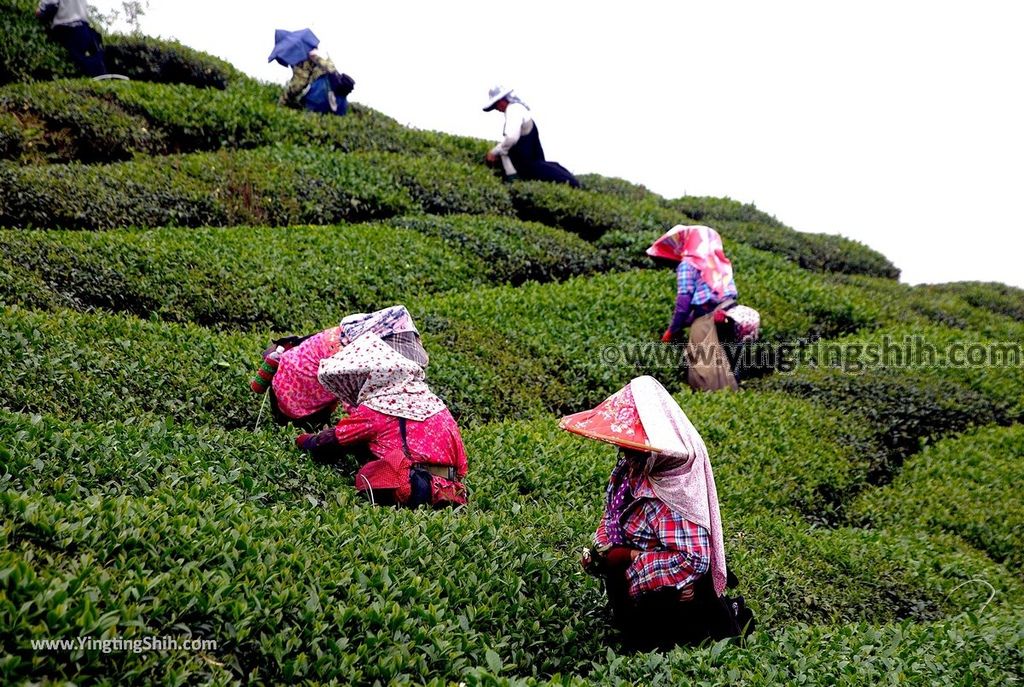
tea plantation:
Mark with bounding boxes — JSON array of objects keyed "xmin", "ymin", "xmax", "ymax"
[{"xmin": 1, "ymin": 5, "xmax": 1022, "ymax": 684}]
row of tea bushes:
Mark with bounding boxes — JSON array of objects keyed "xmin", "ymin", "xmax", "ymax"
[
  {"xmin": 0, "ymin": 79, "xmax": 487, "ymax": 165},
  {"xmin": 0, "ymin": 240, "xmax": 890, "ymax": 427},
  {"xmin": 0, "ymin": 146, "xmax": 517, "ymax": 230},
  {"xmin": 0, "ymin": 218, "xmax": 602, "ymax": 330},
  {"xmin": 0, "ymin": 0, "xmax": 243, "ymax": 88},
  {"xmin": 850, "ymin": 424, "xmax": 1024, "ymax": 570},
  {"xmin": 3, "ymin": 406, "xmax": 1020, "ymax": 685}
]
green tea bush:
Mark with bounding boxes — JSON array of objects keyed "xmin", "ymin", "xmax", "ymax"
[
  {"xmin": 576, "ymin": 173, "xmax": 661, "ymax": 202},
  {"xmin": 1, "ymin": 305, "xmax": 258, "ymax": 428},
  {"xmin": 389, "ymin": 214, "xmax": 605, "ymax": 285},
  {"xmin": 0, "ymin": 0, "xmax": 243, "ymax": 88},
  {"xmin": 0, "ymin": 242, "xmax": 883, "ymax": 429},
  {"xmin": 2, "ymin": 406, "xmax": 1020, "ymax": 684},
  {"xmin": 364, "ymin": 153, "xmax": 514, "ymax": 216},
  {"xmin": 0, "ymin": 110, "xmax": 22, "ymax": 157},
  {"xmin": 921, "ymin": 281, "xmax": 1024, "ymax": 323},
  {"xmin": 0, "ymin": 0, "xmax": 75, "ymax": 84},
  {"xmin": 0, "ymin": 146, "xmax": 418, "ymax": 230},
  {"xmin": 718, "ymin": 219, "xmax": 901, "ymax": 279},
  {"xmin": 753, "ymin": 362, "xmax": 1012, "ymax": 483},
  {"xmin": 0, "ymin": 224, "xmax": 486, "ymax": 330},
  {"xmin": 509, "ymin": 181, "xmax": 685, "ymax": 241},
  {"xmin": 850, "ymin": 424, "xmax": 1024, "ymax": 570},
  {"xmin": 103, "ymin": 34, "xmax": 244, "ymax": 89},
  {"xmin": 668, "ymin": 195, "xmax": 784, "ymax": 228},
  {"xmin": 0, "ymin": 81, "xmax": 161, "ymax": 162},
  {"xmin": 0, "ymin": 80, "xmax": 490, "ymax": 166},
  {"xmin": 579, "ymin": 610, "xmax": 1024, "ymax": 686}
]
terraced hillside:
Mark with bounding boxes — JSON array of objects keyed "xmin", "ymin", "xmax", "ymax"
[{"xmin": 2, "ymin": 4, "xmax": 1022, "ymax": 684}]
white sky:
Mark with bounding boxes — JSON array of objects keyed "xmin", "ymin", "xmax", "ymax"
[{"xmin": 94, "ymin": 1, "xmax": 1024, "ymax": 288}]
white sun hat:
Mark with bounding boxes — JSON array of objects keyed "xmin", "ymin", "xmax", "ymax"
[{"xmin": 482, "ymin": 84, "xmax": 513, "ymax": 111}]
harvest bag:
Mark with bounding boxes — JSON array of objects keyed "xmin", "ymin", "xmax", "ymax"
[
  {"xmin": 725, "ymin": 304, "xmax": 760, "ymax": 343},
  {"xmin": 355, "ymin": 418, "xmax": 467, "ymax": 507}
]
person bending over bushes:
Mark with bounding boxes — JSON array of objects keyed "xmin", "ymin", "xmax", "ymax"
[
  {"xmin": 563, "ymin": 376, "xmax": 753, "ymax": 650},
  {"xmin": 482, "ymin": 84, "xmax": 580, "ymax": 187},
  {"xmin": 296, "ymin": 331, "xmax": 468, "ymax": 508},
  {"xmin": 36, "ymin": 0, "xmax": 107, "ymax": 77},
  {"xmin": 269, "ymin": 28, "xmax": 353, "ymax": 116},
  {"xmin": 648, "ymin": 225, "xmax": 760, "ymax": 392},
  {"xmin": 250, "ymin": 305, "xmax": 428, "ymax": 431}
]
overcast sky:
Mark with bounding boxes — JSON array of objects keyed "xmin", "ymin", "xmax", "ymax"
[{"xmin": 94, "ymin": 1, "xmax": 1023, "ymax": 288}]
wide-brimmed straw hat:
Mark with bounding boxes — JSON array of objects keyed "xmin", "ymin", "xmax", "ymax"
[
  {"xmin": 559, "ymin": 382, "xmax": 668, "ymax": 454},
  {"xmin": 482, "ymin": 84, "xmax": 513, "ymax": 111}
]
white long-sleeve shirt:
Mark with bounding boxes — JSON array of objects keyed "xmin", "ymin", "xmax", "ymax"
[
  {"xmin": 38, "ymin": 0, "xmax": 90, "ymax": 27},
  {"xmin": 489, "ymin": 102, "xmax": 535, "ymax": 174}
]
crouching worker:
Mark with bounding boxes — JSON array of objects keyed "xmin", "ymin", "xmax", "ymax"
[
  {"xmin": 648, "ymin": 225, "xmax": 760, "ymax": 392},
  {"xmin": 36, "ymin": 0, "xmax": 107, "ymax": 77},
  {"xmin": 250, "ymin": 305, "xmax": 428, "ymax": 430},
  {"xmin": 269, "ymin": 28, "xmax": 354, "ymax": 116},
  {"xmin": 561, "ymin": 376, "xmax": 753, "ymax": 650},
  {"xmin": 297, "ymin": 332, "xmax": 468, "ymax": 508},
  {"xmin": 482, "ymin": 85, "xmax": 580, "ymax": 187}
]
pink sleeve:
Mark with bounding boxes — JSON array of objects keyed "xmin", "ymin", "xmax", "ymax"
[{"xmin": 333, "ymin": 406, "xmax": 381, "ymax": 447}]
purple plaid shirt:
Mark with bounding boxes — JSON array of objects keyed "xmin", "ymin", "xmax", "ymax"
[
  {"xmin": 670, "ymin": 261, "xmax": 739, "ymax": 332},
  {"xmin": 594, "ymin": 459, "xmax": 711, "ymax": 598}
]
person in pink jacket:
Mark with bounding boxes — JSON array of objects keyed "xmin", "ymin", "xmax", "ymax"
[{"xmin": 296, "ymin": 332, "xmax": 468, "ymax": 508}]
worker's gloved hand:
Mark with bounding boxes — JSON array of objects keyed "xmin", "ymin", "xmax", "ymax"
[
  {"xmin": 661, "ymin": 328, "xmax": 676, "ymax": 343},
  {"xmin": 604, "ymin": 546, "xmax": 636, "ymax": 570},
  {"xmin": 295, "ymin": 426, "xmax": 338, "ymax": 452}
]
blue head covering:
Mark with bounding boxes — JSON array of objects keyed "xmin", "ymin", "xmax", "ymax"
[{"xmin": 268, "ymin": 28, "xmax": 320, "ymax": 67}]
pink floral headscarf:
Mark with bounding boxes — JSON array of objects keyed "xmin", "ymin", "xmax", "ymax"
[
  {"xmin": 317, "ymin": 332, "xmax": 445, "ymax": 421},
  {"xmin": 646, "ymin": 225, "xmax": 735, "ymax": 299}
]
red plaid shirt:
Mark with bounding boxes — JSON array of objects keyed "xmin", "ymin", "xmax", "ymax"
[{"xmin": 594, "ymin": 460, "xmax": 710, "ymax": 599}]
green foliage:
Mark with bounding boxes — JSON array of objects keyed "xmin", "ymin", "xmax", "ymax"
[
  {"xmin": 851, "ymin": 425, "xmax": 1024, "ymax": 570},
  {"xmin": 0, "ymin": 241, "xmax": 886, "ymax": 427},
  {"xmin": 0, "ymin": 79, "xmax": 490, "ymax": 165},
  {"xmin": 576, "ymin": 173, "xmax": 660, "ymax": 202},
  {"xmin": 1, "ymin": 305, "xmax": 257, "ymax": 428},
  {"xmin": 103, "ymin": 34, "xmax": 244, "ymax": 89},
  {"xmin": 0, "ymin": 0, "xmax": 243, "ymax": 88},
  {"xmin": 718, "ymin": 219, "xmax": 901, "ymax": 279},
  {"xmin": 0, "ymin": 0, "xmax": 75, "ymax": 84},
  {"xmin": 920, "ymin": 281, "xmax": 1024, "ymax": 322},
  {"xmin": 0, "ymin": 146, "xmax": 422, "ymax": 230},
  {"xmin": 509, "ymin": 181, "xmax": 684, "ymax": 240},
  {"xmin": 0, "ymin": 81, "xmax": 160, "ymax": 162},
  {"xmin": 0, "ymin": 224, "xmax": 486, "ymax": 331},
  {"xmin": 389, "ymin": 214, "xmax": 604, "ymax": 286},
  {"xmin": 751, "ymin": 325, "xmax": 1022, "ymax": 483},
  {"xmin": 364, "ymin": 153, "xmax": 514, "ymax": 216},
  {"xmin": 2, "ymin": 408, "xmax": 1020, "ymax": 685},
  {"xmin": 668, "ymin": 195, "xmax": 784, "ymax": 227},
  {"xmin": 580, "ymin": 611, "xmax": 1024, "ymax": 686}
]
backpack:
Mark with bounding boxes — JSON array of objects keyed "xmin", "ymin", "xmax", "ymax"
[{"xmin": 327, "ymin": 71, "xmax": 355, "ymax": 97}]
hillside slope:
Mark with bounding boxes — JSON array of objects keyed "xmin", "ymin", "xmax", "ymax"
[{"xmin": 1, "ymin": 7, "xmax": 1022, "ymax": 685}]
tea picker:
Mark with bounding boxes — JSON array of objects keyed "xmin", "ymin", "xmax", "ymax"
[
  {"xmin": 647, "ymin": 225, "xmax": 761, "ymax": 392},
  {"xmin": 36, "ymin": 0, "xmax": 107, "ymax": 77},
  {"xmin": 270, "ymin": 28, "xmax": 355, "ymax": 116},
  {"xmin": 482, "ymin": 85, "xmax": 580, "ymax": 187},
  {"xmin": 563, "ymin": 376, "xmax": 755, "ymax": 649}
]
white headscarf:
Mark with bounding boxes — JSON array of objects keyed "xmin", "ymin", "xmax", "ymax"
[
  {"xmin": 630, "ymin": 376, "xmax": 728, "ymax": 596},
  {"xmin": 317, "ymin": 332, "xmax": 445, "ymax": 421}
]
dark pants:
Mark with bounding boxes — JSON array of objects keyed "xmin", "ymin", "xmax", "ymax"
[
  {"xmin": 508, "ymin": 124, "xmax": 580, "ymax": 187},
  {"xmin": 606, "ymin": 573, "xmax": 743, "ymax": 651},
  {"xmin": 50, "ymin": 22, "xmax": 107, "ymax": 77}
]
